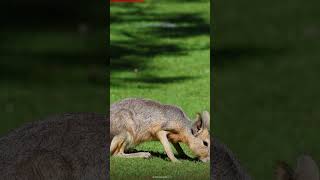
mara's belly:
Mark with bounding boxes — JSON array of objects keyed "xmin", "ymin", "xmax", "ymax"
[{"xmin": 131, "ymin": 124, "xmax": 162, "ymax": 144}]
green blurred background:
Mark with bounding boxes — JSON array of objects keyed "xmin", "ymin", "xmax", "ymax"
[
  {"xmin": 0, "ymin": 1, "xmax": 106, "ymax": 135},
  {"xmin": 214, "ymin": 0, "xmax": 320, "ymax": 179}
]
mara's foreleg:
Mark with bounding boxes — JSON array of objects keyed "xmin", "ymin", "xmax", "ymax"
[{"xmin": 156, "ymin": 130, "xmax": 179, "ymax": 162}]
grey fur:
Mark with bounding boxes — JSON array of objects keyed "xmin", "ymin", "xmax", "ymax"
[
  {"xmin": 0, "ymin": 113, "xmax": 108, "ymax": 180},
  {"xmin": 212, "ymin": 138, "xmax": 252, "ymax": 180},
  {"xmin": 275, "ymin": 154, "xmax": 320, "ymax": 180},
  {"xmin": 110, "ymin": 98, "xmax": 192, "ymax": 142},
  {"xmin": 294, "ymin": 155, "xmax": 319, "ymax": 180}
]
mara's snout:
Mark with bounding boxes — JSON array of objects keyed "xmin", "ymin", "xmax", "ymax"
[{"xmin": 200, "ymin": 156, "xmax": 210, "ymax": 163}]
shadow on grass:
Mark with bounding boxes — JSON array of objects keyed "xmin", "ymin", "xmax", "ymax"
[
  {"xmin": 112, "ymin": 11, "xmax": 210, "ymax": 38},
  {"xmin": 110, "ymin": 39, "xmax": 185, "ymax": 60},
  {"xmin": 110, "ymin": 4, "xmax": 209, "ymax": 86},
  {"xmin": 110, "ymin": 76, "xmax": 198, "ymax": 89},
  {"xmin": 113, "ymin": 76, "xmax": 198, "ymax": 84},
  {"xmin": 127, "ymin": 149, "xmax": 199, "ymax": 162},
  {"xmin": 110, "ymin": 37, "xmax": 185, "ymax": 73}
]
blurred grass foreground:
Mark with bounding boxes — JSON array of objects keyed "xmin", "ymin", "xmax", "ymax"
[{"xmin": 0, "ymin": 0, "xmax": 106, "ymax": 135}]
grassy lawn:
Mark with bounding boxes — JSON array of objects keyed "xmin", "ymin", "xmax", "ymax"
[
  {"xmin": 110, "ymin": 0, "xmax": 210, "ymax": 179},
  {"xmin": 214, "ymin": 0, "xmax": 320, "ymax": 179}
]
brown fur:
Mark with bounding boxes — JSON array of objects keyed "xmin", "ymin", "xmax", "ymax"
[
  {"xmin": 110, "ymin": 98, "xmax": 210, "ymax": 162},
  {"xmin": 167, "ymin": 132, "xmax": 188, "ymax": 143}
]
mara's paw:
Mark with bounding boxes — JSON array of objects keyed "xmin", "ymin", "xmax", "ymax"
[
  {"xmin": 134, "ymin": 152, "xmax": 152, "ymax": 159},
  {"xmin": 142, "ymin": 152, "xmax": 152, "ymax": 159},
  {"xmin": 171, "ymin": 158, "xmax": 181, "ymax": 163}
]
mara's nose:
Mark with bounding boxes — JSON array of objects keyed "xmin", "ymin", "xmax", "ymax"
[{"xmin": 200, "ymin": 156, "xmax": 210, "ymax": 163}]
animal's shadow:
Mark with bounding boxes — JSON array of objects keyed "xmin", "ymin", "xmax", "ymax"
[{"xmin": 127, "ymin": 149, "xmax": 199, "ymax": 162}]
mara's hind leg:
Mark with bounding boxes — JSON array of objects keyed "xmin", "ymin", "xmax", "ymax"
[
  {"xmin": 116, "ymin": 152, "xmax": 152, "ymax": 159},
  {"xmin": 111, "ymin": 134, "xmax": 151, "ymax": 159},
  {"xmin": 110, "ymin": 135, "xmax": 125, "ymax": 155}
]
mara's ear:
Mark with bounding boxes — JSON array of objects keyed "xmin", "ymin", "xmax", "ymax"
[
  {"xmin": 201, "ymin": 111, "xmax": 210, "ymax": 130},
  {"xmin": 274, "ymin": 161, "xmax": 293, "ymax": 180},
  {"xmin": 295, "ymin": 155, "xmax": 319, "ymax": 180},
  {"xmin": 191, "ymin": 111, "xmax": 210, "ymax": 136}
]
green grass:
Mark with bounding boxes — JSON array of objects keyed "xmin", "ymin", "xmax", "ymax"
[{"xmin": 110, "ymin": 0, "xmax": 210, "ymax": 179}]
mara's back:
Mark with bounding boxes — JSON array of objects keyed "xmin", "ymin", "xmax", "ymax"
[{"xmin": 110, "ymin": 98, "xmax": 191, "ymax": 141}]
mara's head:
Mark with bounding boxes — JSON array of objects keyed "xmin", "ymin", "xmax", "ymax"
[{"xmin": 188, "ymin": 111, "xmax": 210, "ymax": 162}]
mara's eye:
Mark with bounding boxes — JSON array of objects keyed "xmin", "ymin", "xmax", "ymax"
[{"xmin": 203, "ymin": 141, "xmax": 208, "ymax": 147}]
